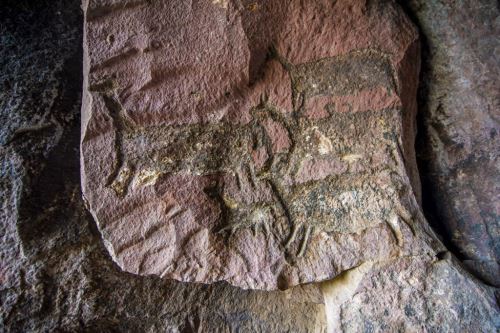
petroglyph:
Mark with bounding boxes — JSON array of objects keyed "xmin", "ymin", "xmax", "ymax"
[
  {"xmin": 91, "ymin": 50, "xmax": 405, "ymax": 257},
  {"xmin": 82, "ymin": 0, "xmax": 423, "ymax": 289}
]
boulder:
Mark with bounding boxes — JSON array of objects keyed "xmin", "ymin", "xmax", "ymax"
[{"xmin": 81, "ymin": 0, "xmax": 429, "ymax": 290}]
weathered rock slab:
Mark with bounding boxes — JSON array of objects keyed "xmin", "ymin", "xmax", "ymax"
[{"xmin": 81, "ymin": 0, "xmax": 429, "ymax": 289}]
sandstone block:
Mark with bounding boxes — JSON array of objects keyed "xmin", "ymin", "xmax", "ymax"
[{"xmin": 82, "ymin": 0, "xmax": 428, "ymax": 289}]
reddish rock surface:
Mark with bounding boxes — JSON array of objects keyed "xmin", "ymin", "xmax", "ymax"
[{"xmin": 82, "ymin": 0, "xmax": 429, "ymax": 289}]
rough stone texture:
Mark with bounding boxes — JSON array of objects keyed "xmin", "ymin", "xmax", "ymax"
[
  {"xmin": 406, "ymin": 0, "xmax": 500, "ymax": 286},
  {"xmin": 0, "ymin": 1, "xmax": 326, "ymax": 332},
  {"xmin": 322, "ymin": 255, "xmax": 499, "ymax": 333},
  {"xmin": 1, "ymin": 0, "xmax": 499, "ymax": 332},
  {"xmin": 81, "ymin": 0, "xmax": 429, "ymax": 290}
]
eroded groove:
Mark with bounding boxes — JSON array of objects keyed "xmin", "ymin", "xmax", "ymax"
[
  {"xmin": 91, "ymin": 47, "xmax": 141, "ymax": 72},
  {"xmin": 87, "ymin": 0, "xmax": 149, "ymax": 21},
  {"xmin": 101, "ymin": 94, "xmax": 127, "ymax": 189}
]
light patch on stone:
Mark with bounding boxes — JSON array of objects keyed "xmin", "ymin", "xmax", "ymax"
[
  {"xmin": 321, "ymin": 262, "xmax": 373, "ymax": 333},
  {"xmin": 212, "ymin": 0, "xmax": 228, "ymax": 9},
  {"xmin": 251, "ymin": 208, "xmax": 267, "ymax": 223},
  {"xmin": 160, "ymin": 156, "xmax": 175, "ymax": 169},
  {"xmin": 111, "ymin": 167, "xmax": 132, "ymax": 196},
  {"xmin": 223, "ymin": 195, "xmax": 239, "ymax": 209},
  {"xmin": 387, "ymin": 215, "xmax": 404, "ymax": 247},
  {"xmin": 342, "ymin": 154, "xmax": 363, "ymax": 162},
  {"xmin": 310, "ymin": 127, "xmax": 333, "ymax": 155},
  {"xmin": 133, "ymin": 169, "xmax": 162, "ymax": 188},
  {"xmin": 338, "ymin": 190, "xmax": 359, "ymax": 206},
  {"xmin": 251, "ymin": 208, "xmax": 271, "ymax": 235}
]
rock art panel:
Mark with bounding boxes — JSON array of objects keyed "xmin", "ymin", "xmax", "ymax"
[{"xmin": 82, "ymin": 0, "xmax": 429, "ymax": 289}]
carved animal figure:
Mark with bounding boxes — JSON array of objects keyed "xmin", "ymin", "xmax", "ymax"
[{"xmin": 96, "ymin": 49, "xmax": 404, "ymax": 257}]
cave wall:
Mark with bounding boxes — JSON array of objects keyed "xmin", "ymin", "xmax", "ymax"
[{"xmin": 0, "ymin": 0, "xmax": 498, "ymax": 332}]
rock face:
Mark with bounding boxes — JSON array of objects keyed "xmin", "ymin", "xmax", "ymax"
[
  {"xmin": 407, "ymin": 0, "xmax": 500, "ymax": 286},
  {"xmin": 1, "ymin": 0, "xmax": 499, "ymax": 332},
  {"xmin": 81, "ymin": 0, "xmax": 426, "ymax": 290},
  {"xmin": 0, "ymin": 1, "xmax": 326, "ymax": 331},
  {"xmin": 322, "ymin": 255, "xmax": 499, "ymax": 332}
]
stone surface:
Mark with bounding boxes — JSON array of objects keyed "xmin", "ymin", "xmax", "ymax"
[
  {"xmin": 0, "ymin": 1, "xmax": 326, "ymax": 332},
  {"xmin": 322, "ymin": 254, "xmax": 499, "ymax": 333},
  {"xmin": 1, "ymin": 0, "xmax": 499, "ymax": 332},
  {"xmin": 406, "ymin": 0, "xmax": 500, "ymax": 286},
  {"xmin": 81, "ymin": 0, "xmax": 427, "ymax": 290}
]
